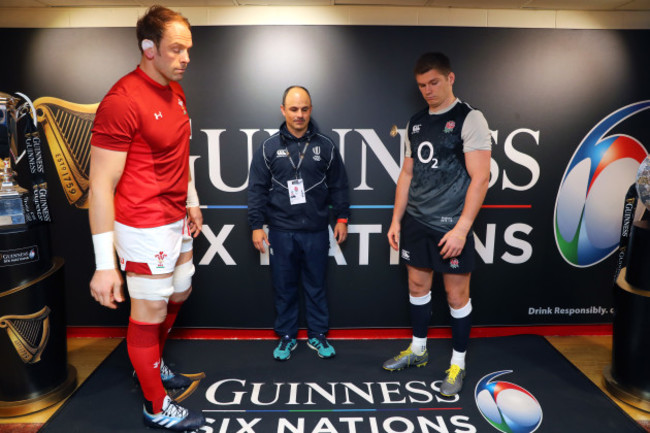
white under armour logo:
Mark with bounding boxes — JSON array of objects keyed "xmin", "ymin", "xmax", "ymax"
[{"xmin": 154, "ymin": 111, "xmax": 163, "ymax": 120}]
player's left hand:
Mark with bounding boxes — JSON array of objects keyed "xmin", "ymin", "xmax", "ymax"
[
  {"xmin": 187, "ymin": 206, "xmax": 203, "ymax": 237},
  {"xmin": 334, "ymin": 222, "xmax": 348, "ymax": 244},
  {"xmin": 439, "ymin": 230, "xmax": 466, "ymax": 260}
]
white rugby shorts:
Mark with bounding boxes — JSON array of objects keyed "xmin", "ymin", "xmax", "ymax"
[{"xmin": 114, "ymin": 218, "xmax": 193, "ymax": 275}]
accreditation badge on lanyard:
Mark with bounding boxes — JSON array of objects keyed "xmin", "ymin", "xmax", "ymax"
[
  {"xmin": 288, "ymin": 179, "xmax": 306, "ymax": 205},
  {"xmin": 286, "ymin": 139, "xmax": 310, "ymax": 205}
]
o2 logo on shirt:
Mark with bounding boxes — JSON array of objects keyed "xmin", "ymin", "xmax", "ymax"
[{"xmin": 417, "ymin": 141, "xmax": 439, "ymax": 168}]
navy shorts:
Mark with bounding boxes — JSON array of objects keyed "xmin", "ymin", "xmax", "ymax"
[{"xmin": 400, "ymin": 213, "xmax": 475, "ymax": 274}]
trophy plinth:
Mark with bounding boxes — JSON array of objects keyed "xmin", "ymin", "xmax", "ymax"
[
  {"xmin": 0, "ymin": 91, "xmax": 74, "ymax": 418},
  {"xmin": 0, "ymin": 158, "xmax": 29, "ymax": 228},
  {"xmin": 625, "ymin": 220, "xmax": 650, "ymax": 291}
]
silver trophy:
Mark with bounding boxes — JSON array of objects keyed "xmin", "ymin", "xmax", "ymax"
[
  {"xmin": 0, "ymin": 92, "xmax": 30, "ymax": 228},
  {"xmin": 636, "ymin": 155, "xmax": 650, "ymax": 212},
  {"xmin": 0, "ymin": 157, "xmax": 29, "ymax": 227},
  {"xmin": 621, "ymin": 155, "xmax": 650, "ymax": 291},
  {"xmin": 0, "ymin": 92, "xmax": 20, "ymax": 160},
  {"xmin": 0, "ymin": 92, "xmax": 40, "ymax": 229}
]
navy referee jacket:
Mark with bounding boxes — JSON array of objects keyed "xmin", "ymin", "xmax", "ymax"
[{"xmin": 247, "ymin": 121, "xmax": 350, "ymax": 232}]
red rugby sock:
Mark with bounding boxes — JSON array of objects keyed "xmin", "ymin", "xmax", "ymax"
[
  {"xmin": 127, "ymin": 318, "xmax": 166, "ymax": 413},
  {"xmin": 159, "ymin": 300, "xmax": 183, "ymax": 357}
]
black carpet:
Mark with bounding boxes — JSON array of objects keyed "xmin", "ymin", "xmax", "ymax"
[{"xmin": 40, "ymin": 335, "xmax": 643, "ymax": 433}]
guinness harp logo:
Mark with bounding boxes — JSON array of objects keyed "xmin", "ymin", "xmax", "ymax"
[
  {"xmin": 34, "ymin": 97, "xmax": 98, "ymax": 209},
  {"xmin": 0, "ymin": 306, "xmax": 51, "ymax": 364}
]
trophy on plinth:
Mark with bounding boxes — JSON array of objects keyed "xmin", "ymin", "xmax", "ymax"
[
  {"xmin": 0, "ymin": 91, "xmax": 76, "ymax": 418},
  {"xmin": 604, "ymin": 155, "xmax": 650, "ymax": 411}
]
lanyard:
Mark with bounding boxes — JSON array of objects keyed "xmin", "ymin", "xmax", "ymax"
[{"xmin": 282, "ymin": 135, "xmax": 310, "ymax": 178}]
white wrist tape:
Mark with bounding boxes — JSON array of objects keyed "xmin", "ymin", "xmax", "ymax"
[
  {"xmin": 92, "ymin": 231, "xmax": 116, "ymax": 270},
  {"xmin": 186, "ymin": 179, "xmax": 199, "ymax": 208}
]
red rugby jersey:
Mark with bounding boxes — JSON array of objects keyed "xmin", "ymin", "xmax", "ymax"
[{"xmin": 91, "ymin": 67, "xmax": 190, "ymax": 228}]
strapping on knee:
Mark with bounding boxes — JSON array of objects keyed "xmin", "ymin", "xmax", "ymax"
[
  {"xmin": 127, "ymin": 275, "xmax": 174, "ymax": 302},
  {"xmin": 172, "ymin": 260, "xmax": 195, "ymax": 293}
]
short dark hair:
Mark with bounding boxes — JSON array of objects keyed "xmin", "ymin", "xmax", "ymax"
[
  {"xmin": 282, "ymin": 85, "xmax": 312, "ymax": 106},
  {"xmin": 414, "ymin": 52, "xmax": 452, "ymax": 76},
  {"xmin": 136, "ymin": 5, "xmax": 190, "ymax": 52}
]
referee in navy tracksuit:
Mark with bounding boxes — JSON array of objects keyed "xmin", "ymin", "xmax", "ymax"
[{"xmin": 247, "ymin": 85, "xmax": 350, "ymax": 361}]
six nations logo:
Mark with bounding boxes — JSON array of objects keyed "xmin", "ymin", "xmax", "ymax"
[
  {"xmin": 475, "ymin": 370, "xmax": 543, "ymax": 433},
  {"xmin": 554, "ymin": 100, "xmax": 650, "ymax": 267}
]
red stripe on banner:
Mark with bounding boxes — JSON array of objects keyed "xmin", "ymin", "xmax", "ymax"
[
  {"xmin": 419, "ymin": 407, "xmax": 463, "ymax": 411},
  {"xmin": 481, "ymin": 204, "xmax": 532, "ymax": 209},
  {"xmin": 66, "ymin": 324, "xmax": 612, "ymax": 339}
]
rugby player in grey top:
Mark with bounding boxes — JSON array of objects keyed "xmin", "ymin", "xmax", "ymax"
[{"xmin": 383, "ymin": 52, "xmax": 492, "ymax": 397}]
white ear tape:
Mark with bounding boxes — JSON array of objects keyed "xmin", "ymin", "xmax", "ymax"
[{"xmin": 141, "ymin": 39, "xmax": 154, "ymax": 51}]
